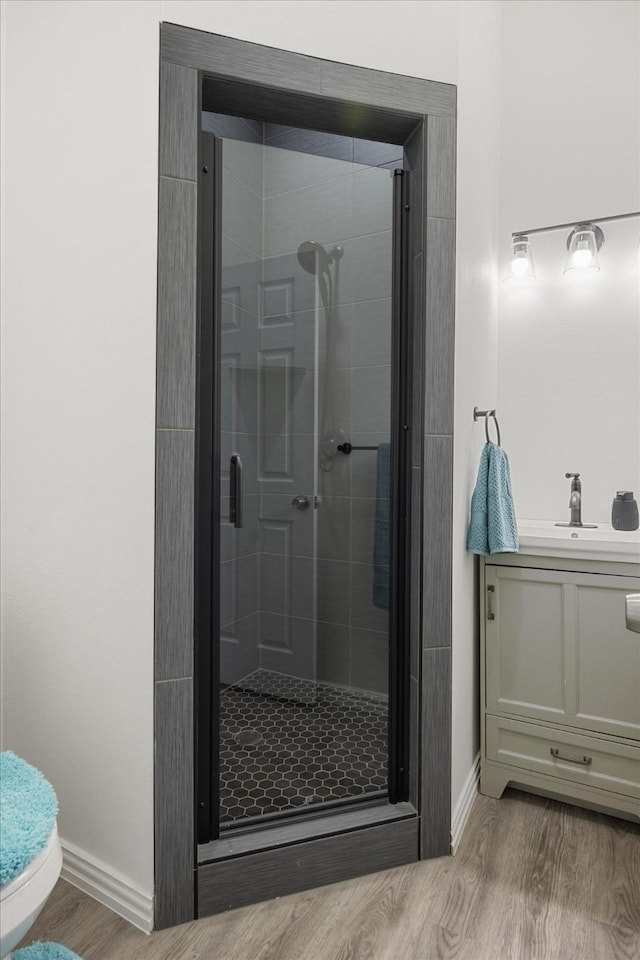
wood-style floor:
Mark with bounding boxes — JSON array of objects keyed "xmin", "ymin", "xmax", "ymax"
[{"xmin": 22, "ymin": 789, "xmax": 640, "ymax": 959}]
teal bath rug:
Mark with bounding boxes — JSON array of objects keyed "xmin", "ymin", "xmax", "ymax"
[{"xmin": 12, "ymin": 944, "xmax": 83, "ymax": 960}]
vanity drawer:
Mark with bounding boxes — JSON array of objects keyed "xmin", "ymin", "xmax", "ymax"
[{"xmin": 486, "ymin": 715, "xmax": 640, "ymax": 800}]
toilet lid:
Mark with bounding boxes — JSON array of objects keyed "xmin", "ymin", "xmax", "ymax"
[
  {"xmin": 0, "ymin": 752, "xmax": 58, "ymax": 885},
  {"xmin": 0, "ymin": 825, "xmax": 59, "ymax": 900}
]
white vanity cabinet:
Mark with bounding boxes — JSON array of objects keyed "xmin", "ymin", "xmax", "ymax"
[{"xmin": 480, "ymin": 553, "xmax": 640, "ymax": 821}]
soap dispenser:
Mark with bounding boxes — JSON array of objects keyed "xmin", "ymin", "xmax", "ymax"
[{"xmin": 611, "ymin": 492, "xmax": 639, "ymax": 531}]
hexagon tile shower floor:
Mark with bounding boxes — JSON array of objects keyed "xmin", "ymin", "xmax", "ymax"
[{"xmin": 219, "ymin": 669, "xmax": 388, "ymax": 824}]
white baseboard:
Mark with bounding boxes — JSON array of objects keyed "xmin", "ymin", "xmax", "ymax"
[
  {"xmin": 60, "ymin": 839, "xmax": 154, "ymax": 934},
  {"xmin": 450, "ymin": 752, "xmax": 480, "ymax": 855},
  {"xmin": 57, "ymin": 755, "xmax": 478, "ymax": 931}
]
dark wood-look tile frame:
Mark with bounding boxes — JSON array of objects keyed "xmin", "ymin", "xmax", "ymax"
[
  {"xmin": 155, "ymin": 429, "xmax": 194, "ymax": 680},
  {"xmin": 424, "ymin": 218, "xmax": 456, "ymax": 435},
  {"xmin": 155, "ymin": 22, "xmax": 456, "ymax": 928},
  {"xmin": 159, "ymin": 61, "xmax": 198, "ymax": 180},
  {"xmin": 154, "ymin": 677, "xmax": 194, "ymax": 928},
  {"xmin": 156, "ymin": 178, "xmax": 197, "ymax": 430},
  {"xmin": 198, "ymin": 818, "xmax": 419, "ymax": 916}
]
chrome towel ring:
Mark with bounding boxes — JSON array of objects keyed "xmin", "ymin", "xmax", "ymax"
[{"xmin": 473, "ymin": 406, "xmax": 502, "ymax": 446}]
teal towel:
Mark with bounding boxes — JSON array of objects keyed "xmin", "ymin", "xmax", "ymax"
[
  {"xmin": 467, "ymin": 442, "xmax": 519, "ymax": 555},
  {"xmin": 0, "ymin": 752, "xmax": 58, "ymax": 885},
  {"xmin": 13, "ymin": 945, "xmax": 83, "ymax": 960}
]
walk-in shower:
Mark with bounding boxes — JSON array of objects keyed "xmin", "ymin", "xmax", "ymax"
[
  {"xmin": 156, "ymin": 25, "xmax": 456, "ymax": 924},
  {"xmin": 195, "ymin": 113, "xmax": 411, "ymax": 844}
]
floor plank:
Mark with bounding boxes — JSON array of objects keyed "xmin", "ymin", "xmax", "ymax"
[{"xmin": 21, "ymin": 789, "xmax": 640, "ymax": 960}]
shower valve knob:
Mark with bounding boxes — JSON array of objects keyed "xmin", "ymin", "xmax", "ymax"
[{"xmin": 291, "ymin": 496, "xmax": 310, "ymax": 511}]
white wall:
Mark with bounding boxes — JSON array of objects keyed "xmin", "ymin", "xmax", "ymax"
[
  {"xmin": 451, "ymin": 0, "xmax": 503, "ymax": 819},
  {"xmin": 160, "ymin": 0, "xmax": 460, "ymax": 82},
  {"xmin": 1, "ymin": 0, "xmax": 158, "ymax": 897},
  {"xmin": 1, "ymin": 0, "xmax": 501, "ymax": 909},
  {"xmin": 499, "ymin": 0, "xmax": 640, "ymax": 524}
]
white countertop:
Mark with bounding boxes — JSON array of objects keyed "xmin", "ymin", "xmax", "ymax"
[{"xmin": 517, "ymin": 520, "xmax": 640, "ymax": 564}]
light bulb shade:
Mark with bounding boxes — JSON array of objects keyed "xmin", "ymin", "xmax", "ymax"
[
  {"xmin": 506, "ymin": 235, "xmax": 535, "ymax": 280},
  {"xmin": 564, "ymin": 222, "xmax": 604, "ymax": 273}
]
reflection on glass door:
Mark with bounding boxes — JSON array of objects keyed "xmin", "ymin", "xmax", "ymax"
[{"xmin": 214, "ymin": 131, "xmax": 396, "ymax": 827}]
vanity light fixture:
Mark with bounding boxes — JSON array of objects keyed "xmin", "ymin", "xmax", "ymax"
[
  {"xmin": 507, "ymin": 210, "xmax": 640, "ymax": 279},
  {"xmin": 506, "ymin": 234, "xmax": 536, "ymax": 280},
  {"xmin": 563, "ymin": 222, "xmax": 603, "ymax": 273}
]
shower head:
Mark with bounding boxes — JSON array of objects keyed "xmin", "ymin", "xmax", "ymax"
[{"xmin": 297, "ymin": 240, "xmax": 332, "ymax": 276}]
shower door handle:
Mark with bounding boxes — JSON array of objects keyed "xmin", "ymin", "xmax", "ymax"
[{"xmin": 229, "ymin": 454, "xmax": 243, "ymax": 528}]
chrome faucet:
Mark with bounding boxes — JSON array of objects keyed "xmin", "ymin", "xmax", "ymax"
[
  {"xmin": 555, "ymin": 472, "xmax": 597, "ymax": 528},
  {"xmin": 567, "ymin": 472, "xmax": 582, "ymax": 525}
]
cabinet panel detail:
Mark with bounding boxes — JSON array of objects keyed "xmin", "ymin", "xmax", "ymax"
[
  {"xmin": 486, "ymin": 715, "xmax": 640, "ymax": 801},
  {"xmin": 485, "ymin": 567, "xmax": 568, "ymax": 723},
  {"xmin": 575, "ymin": 580, "xmax": 640, "ymax": 739}
]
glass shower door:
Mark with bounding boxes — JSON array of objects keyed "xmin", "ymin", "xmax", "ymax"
[{"xmin": 210, "ymin": 130, "xmax": 397, "ymax": 829}]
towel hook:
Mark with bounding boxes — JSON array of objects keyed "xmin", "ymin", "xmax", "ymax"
[
  {"xmin": 473, "ymin": 406, "xmax": 501, "ymax": 446},
  {"xmin": 484, "ymin": 411, "xmax": 501, "ymax": 446}
]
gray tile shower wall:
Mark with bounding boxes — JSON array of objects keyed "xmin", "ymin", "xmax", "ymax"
[
  {"xmin": 352, "ymin": 298, "xmax": 392, "ymax": 367},
  {"xmin": 220, "ymin": 554, "xmax": 259, "ymax": 626},
  {"xmin": 350, "ymin": 627, "xmax": 389, "ymax": 695},
  {"xmin": 219, "ymin": 139, "xmax": 264, "ymax": 686},
  {"xmin": 223, "ymin": 183, "xmax": 262, "ymax": 263},
  {"xmin": 220, "ymin": 613, "xmax": 259, "ymax": 687},
  {"xmin": 256, "ymin": 252, "xmax": 317, "ymax": 680},
  {"xmin": 259, "ymin": 145, "xmax": 393, "ymax": 695},
  {"xmin": 259, "ymin": 613, "xmax": 316, "ymax": 678},
  {"xmin": 209, "ymin": 117, "xmax": 397, "ymax": 696},
  {"xmin": 264, "ymin": 175, "xmax": 353, "ymax": 260},
  {"xmin": 316, "ymin": 621, "xmax": 350, "ymax": 685}
]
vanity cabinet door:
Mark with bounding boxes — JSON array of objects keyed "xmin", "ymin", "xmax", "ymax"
[
  {"xmin": 485, "ymin": 565, "xmax": 640, "ymax": 740},
  {"xmin": 485, "ymin": 566, "xmax": 570, "ymax": 726},
  {"xmin": 574, "ymin": 574, "xmax": 640, "ymax": 740}
]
